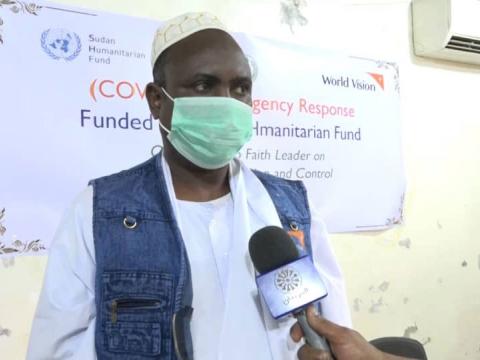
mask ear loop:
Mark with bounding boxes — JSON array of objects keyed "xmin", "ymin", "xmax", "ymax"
[
  {"xmin": 157, "ymin": 87, "xmax": 174, "ymax": 134},
  {"xmin": 161, "ymin": 87, "xmax": 175, "ymax": 101},
  {"xmin": 158, "ymin": 119, "xmax": 171, "ymax": 134}
]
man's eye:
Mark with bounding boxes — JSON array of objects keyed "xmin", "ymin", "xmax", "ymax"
[
  {"xmin": 194, "ymin": 82, "xmax": 209, "ymax": 92},
  {"xmin": 234, "ymin": 84, "xmax": 251, "ymax": 96}
]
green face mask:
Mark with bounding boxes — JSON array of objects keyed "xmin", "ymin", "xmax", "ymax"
[{"xmin": 159, "ymin": 87, "xmax": 253, "ymax": 170}]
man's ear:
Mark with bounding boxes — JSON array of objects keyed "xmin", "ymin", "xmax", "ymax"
[{"xmin": 146, "ymin": 82, "xmax": 163, "ymax": 119}]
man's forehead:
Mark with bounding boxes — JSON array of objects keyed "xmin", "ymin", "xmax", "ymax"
[
  {"xmin": 168, "ymin": 29, "xmax": 242, "ymax": 62},
  {"xmin": 164, "ymin": 32, "xmax": 250, "ymax": 80},
  {"xmin": 151, "ymin": 12, "xmax": 228, "ymax": 68},
  {"xmin": 164, "ymin": 53, "xmax": 251, "ymax": 87}
]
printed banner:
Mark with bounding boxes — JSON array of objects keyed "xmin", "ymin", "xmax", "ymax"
[{"xmin": 0, "ymin": 1, "xmax": 405, "ymax": 256}]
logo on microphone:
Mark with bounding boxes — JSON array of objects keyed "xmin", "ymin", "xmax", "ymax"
[{"xmin": 274, "ymin": 267, "xmax": 302, "ymax": 293}]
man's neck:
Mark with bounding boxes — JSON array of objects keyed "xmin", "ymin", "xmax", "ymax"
[{"xmin": 164, "ymin": 148, "xmax": 230, "ymax": 202}]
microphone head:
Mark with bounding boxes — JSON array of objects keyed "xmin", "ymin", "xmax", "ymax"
[{"xmin": 249, "ymin": 226, "xmax": 300, "ymax": 274}]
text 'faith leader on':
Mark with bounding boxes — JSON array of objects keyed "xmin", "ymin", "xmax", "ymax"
[{"xmin": 27, "ymin": 12, "xmax": 351, "ymax": 360}]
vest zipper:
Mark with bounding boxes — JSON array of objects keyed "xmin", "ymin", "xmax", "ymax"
[
  {"xmin": 111, "ymin": 300, "xmax": 117, "ymax": 323},
  {"xmin": 111, "ymin": 298, "xmax": 162, "ymax": 324}
]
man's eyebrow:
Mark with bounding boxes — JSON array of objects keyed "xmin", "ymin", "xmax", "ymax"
[
  {"xmin": 231, "ymin": 76, "xmax": 252, "ymax": 84},
  {"xmin": 190, "ymin": 73, "xmax": 220, "ymax": 81}
]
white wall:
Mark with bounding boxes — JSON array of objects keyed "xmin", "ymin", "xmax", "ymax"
[{"xmin": 2, "ymin": 0, "xmax": 480, "ymax": 358}]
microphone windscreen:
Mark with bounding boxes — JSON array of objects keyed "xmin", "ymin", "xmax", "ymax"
[{"xmin": 248, "ymin": 226, "xmax": 300, "ymax": 274}]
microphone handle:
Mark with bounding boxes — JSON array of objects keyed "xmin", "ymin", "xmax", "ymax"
[{"xmin": 297, "ymin": 310, "xmax": 332, "ymax": 354}]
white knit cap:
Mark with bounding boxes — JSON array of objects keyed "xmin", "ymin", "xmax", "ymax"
[{"xmin": 151, "ymin": 12, "xmax": 227, "ymax": 68}]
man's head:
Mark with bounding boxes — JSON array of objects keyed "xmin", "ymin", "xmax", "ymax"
[
  {"xmin": 147, "ymin": 13, "xmax": 252, "ymax": 128},
  {"xmin": 146, "ymin": 13, "xmax": 252, "ymax": 153}
]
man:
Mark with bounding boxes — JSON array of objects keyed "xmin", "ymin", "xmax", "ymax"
[{"xmin": 28, "ymin": 13, "xmax": 350, "ymax": 359}]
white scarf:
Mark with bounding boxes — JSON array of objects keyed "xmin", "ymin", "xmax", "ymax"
[{"xmin": 162, "ymin": 156, "xmax": 299, "ymax": 360}]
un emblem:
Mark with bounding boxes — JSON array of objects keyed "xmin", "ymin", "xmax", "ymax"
[
  {"xmin": 275, "ymin": 267, "xmax": 302, "ymax": 293},
  {"xmin": 41, "ymin": 29, "xmax": 82, "ymax": 61}
]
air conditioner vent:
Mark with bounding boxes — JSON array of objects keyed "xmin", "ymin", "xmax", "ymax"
[
  {"xmin": 412, "ymin": 0, "xmax": 480, "ymax": 65},
  {"xmin": 446, "ymin": 36, "xmax": 480, "ymax": 54}
]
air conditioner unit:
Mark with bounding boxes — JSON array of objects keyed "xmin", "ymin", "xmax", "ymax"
[{"xmin": 412, "ymin": 0, "xmax": 480, "ymax": 65}]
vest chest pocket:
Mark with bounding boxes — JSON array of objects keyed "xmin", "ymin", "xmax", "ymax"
[{"xmin": 101, "ymin": 272, "xmax": 174, "ymax": 358}]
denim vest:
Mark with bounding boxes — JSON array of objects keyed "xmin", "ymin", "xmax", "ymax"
[{"xmin": 89, "ymin": 155, "xmax": 312, "ymax": 360}]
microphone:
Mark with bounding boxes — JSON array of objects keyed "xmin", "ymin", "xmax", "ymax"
[{"xmin": 249, "ymin": 226, "xmax": 332, "ymax": 353}]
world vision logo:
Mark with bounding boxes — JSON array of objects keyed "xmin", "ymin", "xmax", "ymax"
[
  {"xmin": 322, "ymin": 72, "xmax": 385, "ymax": 92},
  {"xmin": 367, "ymin": 73, "xmax": 385, "ymax": 90}
]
